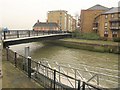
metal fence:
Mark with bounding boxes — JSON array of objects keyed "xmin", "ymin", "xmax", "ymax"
[
  {"xmin": 6, "ymin": 47, "xmax": 103, "ymax": 90},
  {"xmin": 2, "ymin": 30, "xmax": 69, "ymax": 40}
]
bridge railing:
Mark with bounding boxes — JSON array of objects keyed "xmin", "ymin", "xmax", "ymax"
[
  {"xmin": 2, "ymin": 30, "xmax": 69, "ymax": 40},
  {"xmin": 6, "ymin": 47, "xmax": 103, "ymax": 90}
]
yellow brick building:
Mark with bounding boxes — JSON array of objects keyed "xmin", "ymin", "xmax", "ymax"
[
  {"xmin": 93, "ymin": 7, "xmax": 120, "ymax": 40},
  {"xmin": 80, "ymin": 4, "xmax": 109, "ymax": 33},
  {"xmin": 47, "ymin": 10, "xmax": 76, "ymax": 32}
]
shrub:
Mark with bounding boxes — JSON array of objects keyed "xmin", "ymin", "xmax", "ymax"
[
  {"xmin": 72, "ymin": 31, "xmax": 100, "ymax": 40},
  {"xmin": 113, "ymin": 37, "xmax": 120, "ymax": 42}
]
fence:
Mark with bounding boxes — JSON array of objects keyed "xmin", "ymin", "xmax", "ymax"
[
  {"xmin": 2, "ymin": 30, "xmax": 69, "ymax": 40},
  {"xmin": 6, "ymin": 47, "xmax": 102, "ymax": 90}
]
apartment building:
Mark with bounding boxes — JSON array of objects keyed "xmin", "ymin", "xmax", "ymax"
[
  {"xmin": 47, "ymin": 10, "xmax": 76, "ymax": 32},
  {"xmin": 80, "ymin": 4, "xmax": 109, "ymax": 33},
  {"xmin": 93, "ymin": 7, "xmax": 120, "ymax": 40}
]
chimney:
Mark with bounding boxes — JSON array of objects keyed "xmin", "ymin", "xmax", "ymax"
[{"xmin": 37, "ymin": 20, "xmax": 40, "ymax": 23}]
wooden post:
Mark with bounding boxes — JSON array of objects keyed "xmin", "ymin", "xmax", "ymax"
[
  {"xmin": 28, "ymin": 57, "xmax": 31, "ymax": 78},
  {"xmin": 14, "ymin": 51, "xmax": 17, "ymax": 67}
]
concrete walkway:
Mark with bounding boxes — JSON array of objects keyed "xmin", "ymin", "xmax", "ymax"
[{"xmin": 2, "ymin": 60, "xmax": 43, "ymax": 88}]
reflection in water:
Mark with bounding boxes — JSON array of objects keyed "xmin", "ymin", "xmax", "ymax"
[{"xmin": 10, "ymin": 42, "xmax": 118, "ymax": 70}]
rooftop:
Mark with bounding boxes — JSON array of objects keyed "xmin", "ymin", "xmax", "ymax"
[
  {"xmin": 33, "ymin": 22, "xmax": 58, "ymax": 27},
  {"xmin": 103, "ymin": 7, "xmax": 120, "ymax": 14},
  {"xmin": 87, "ymin": 4, "xmax": 109, "ymax": 10}
]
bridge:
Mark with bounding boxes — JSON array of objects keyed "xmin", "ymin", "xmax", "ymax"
[{"xmin": 1, "ymin": 30, "xmax": 71, "ymax": 47}]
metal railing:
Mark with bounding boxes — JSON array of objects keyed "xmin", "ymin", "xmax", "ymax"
[
  {"xmin": 6, "ymin": 47, "xmax": 103, "ymax": 90},
  {"xmin": 2, "ymin": 30, "xmax": 69, "ymax": 40}
]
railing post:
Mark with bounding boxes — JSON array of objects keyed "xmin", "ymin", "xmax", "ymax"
[
  {"xmin": 54, "ymin": 69, "xmax": 56, "ymax": 90},
  {"xmin": 6, "ymin": 47, "xmax": 9, "ymax": 61},
  {"xmin": 58, "ymin": 65, "xmax": 61, "ymax": 83},
  {"xmin": 37, "ymin": 31, "xmax": 38, "ymax": 36},
  {"xmin": 17, "ymin": 31, "xmax": 19, "ymax": 38},
  {"xmin": 82, "ymin": 82, "xmax": 85, "ymax": 90},
  {"xmin": 4, "ymin": 31, "xmax": 6, "ymax": 40},
  {"xmin": 28, "ymin": 31, "xmax": 30, "ymax": 37},
  {"xmin": 75, "ymin": 69, "xmax": 77, "ymax": 88},
  {"xmin": 28, "ymin": 57, "xmax": 31, "ymax": 78},
  {"xmin": 14, "ymin": 51, "xmax": 17, "ymax": 67},
  {"xmin": 78, "ymin": 80, "xmax": 81, "ymax": 90},
  {"xmin": 97, "ymin": 74, "xmax": 99, "ymax": 85}
]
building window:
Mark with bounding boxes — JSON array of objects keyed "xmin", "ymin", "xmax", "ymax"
[
  {"xmin": 105, "ymin": 15, "xmax": 108, "ymax": 19},
  {"xmin": 104, "ymin": 31, "xmax": 108, "ymax": 37},
  {"xmin": 111, "ymin": 14, "xmax": 114, "ymax": 18},
  {"xmin": 104, "ymin": 22, "xmax": 108, "ymax": 27},
  {"xmin": 112, "ymin": 31, "xmax": 118, "ymax": 37}
]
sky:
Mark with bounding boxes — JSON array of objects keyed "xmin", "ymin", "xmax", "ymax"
[{"xmin": 1, "ymin": 0, "xmax": 120, "ymax": 29}]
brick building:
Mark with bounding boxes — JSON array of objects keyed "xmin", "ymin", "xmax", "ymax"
[
  {"xmin": 47, "ymin": 10, "xmax": 76, "ymax": 32},
  {"xmin": 80, "ymin": 4, "xmax": 109, "ymax": 33},
  {"xmin": 33, "ymin": 20, "xmax": 59, "ymax": 31},
  {"xmin": 93, "ymin": 7, "xmax": 120, "ymax": 40}
]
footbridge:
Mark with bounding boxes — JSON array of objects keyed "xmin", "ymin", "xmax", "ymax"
[{"xmin": 1, "ymin": 30, "xmax": 71, "ymax": 47}]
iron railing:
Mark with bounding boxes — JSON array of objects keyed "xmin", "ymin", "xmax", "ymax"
[
  {"xmin": 2, "ymin": 30, "xmax": 69, "ymax": 40},
  {"xmin": 6, "ymin": 47, "xmax": 103, "ymax": 90}
]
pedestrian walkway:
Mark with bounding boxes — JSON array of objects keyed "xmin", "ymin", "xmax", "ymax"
[{"xmin": 2, "ymin": 60, "xmax": 43, "ymax": 88}]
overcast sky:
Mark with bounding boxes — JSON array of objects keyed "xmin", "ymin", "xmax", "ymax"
[{"xmin": 1, "ymin": 0, "xmax": 120, "ymax": 29}]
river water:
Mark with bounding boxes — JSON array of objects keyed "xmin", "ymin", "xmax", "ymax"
[{"xmin": 9, "ymin": 42, "xmax": 119, "ymax": 88}]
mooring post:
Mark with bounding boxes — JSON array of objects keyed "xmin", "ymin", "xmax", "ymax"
[
  {"xmin": 14, "ymin": 51, "xmax": 17, "ymax": 67},
  {"xmin": 54, "ymin": 69, "xmax": 56, "ymax": 90},
  {"xmin": 28, "ymin": 56, "xmax": 31, "ymax": 78},
  {"xmin": 24, "ymin": 46, "xmax": 30, "ymax": 71}
]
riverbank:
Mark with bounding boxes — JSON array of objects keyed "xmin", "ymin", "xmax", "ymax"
[{"xmin": 45, "ymin": 38, "xmax": 120, "ymax": 54}]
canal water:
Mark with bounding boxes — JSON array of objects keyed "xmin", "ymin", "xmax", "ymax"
[
  {"xmin": 10, "ymin": 42, "xmax": 118, "ymax": 70},
  {"xmin": 9, "ymin": 42, "xmax": 119, "ymax": 88}
]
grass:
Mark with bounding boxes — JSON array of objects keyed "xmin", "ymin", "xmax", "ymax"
[{"xmin": 62, "ymin": 38, "xmax": 119, "ymax": 46}]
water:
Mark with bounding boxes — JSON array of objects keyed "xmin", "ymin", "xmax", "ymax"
[
  {"xmin": 10, "ymin": 42, "xmax": 119, "ymax": 88},
  {"xmin": 10, "ymin": 42, "xmax": 118, "ymax": 70}
]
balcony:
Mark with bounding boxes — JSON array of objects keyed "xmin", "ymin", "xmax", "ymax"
[
  {"xmin": 109, "ymin": 18, "xmax": 120, "ymax": 22},
  {"xmin": 110, "ymin": 26, "xmax": 120, "ymax": 30}
]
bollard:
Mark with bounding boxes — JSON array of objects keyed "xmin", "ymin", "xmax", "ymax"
[
  {"xmin": 14, "ymin": 51, "xmax": 17, "ymax": 67},
  {"xmin": 28, "ymin": 57, "xmax": 31, "ymax": 78}
]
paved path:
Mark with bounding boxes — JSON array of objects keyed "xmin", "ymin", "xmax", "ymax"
[{"xmin": 2, "ymin": 59, "xmax": 43, "ymax": 88}]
